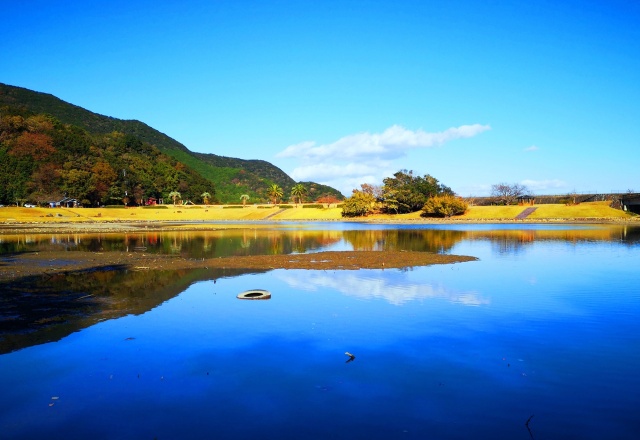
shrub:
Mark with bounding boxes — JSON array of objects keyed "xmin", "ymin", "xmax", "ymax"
[
  {"xmin": 303, "ymin": 204, "xmax": 324, "ymax": 209},
  {"xmin": 341, "ymin": 190, "xmax": 376, "ymax": 217},
  {"xmin": 421, "ymin": 195, "xmax": 468, "ymax": 218},
  {"xmin": 142, "ymin": 205, "xmax": 168, "ymax": 209},
  {"xmin": 223, "ymin": 205, "xmax": 244, "ymax": 209}
]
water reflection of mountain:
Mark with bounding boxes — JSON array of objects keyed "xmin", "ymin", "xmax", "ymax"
[{"xmin": 0, "ymin": 266, "xmax": 264, "ymax": 354}]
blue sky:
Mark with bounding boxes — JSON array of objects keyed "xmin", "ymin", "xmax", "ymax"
[{"xmin": 2, "ymin": 0, "xmax": 638, "ymax": 196}]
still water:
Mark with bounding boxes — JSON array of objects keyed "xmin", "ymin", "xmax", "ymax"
[{"xmin": 1, "ymin": 224, "xmax": 639, "ymax": 439}]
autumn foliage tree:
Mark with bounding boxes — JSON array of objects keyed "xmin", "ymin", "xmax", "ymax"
[
  {"xmin": 10, "ymin": 132, "xmax": 56, "ymax": 160},
  {"xmin": 89, "ymin": 161, "xmax": 117, "ymax": 203},
  {"xmin": 316, "ymin": 195, "xmax": 342, "ymax": 205}
]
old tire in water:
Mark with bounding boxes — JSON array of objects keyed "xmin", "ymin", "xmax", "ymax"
[{"xmin": 237, "ymin": 289, "xmax": 271, "ymax": 300}]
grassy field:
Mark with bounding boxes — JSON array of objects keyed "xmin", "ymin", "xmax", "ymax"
[
  {"xmin": 463, "ymin": 202, "xmax": 631, "ymax": 220},
  {"xmin": 0, "ymin": 201, "xmax": 635, "ymax": 224}
]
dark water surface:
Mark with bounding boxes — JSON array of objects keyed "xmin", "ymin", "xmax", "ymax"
[{"xmin": 1, "ymin": 224, "xmax": 639, "ymax": 439}]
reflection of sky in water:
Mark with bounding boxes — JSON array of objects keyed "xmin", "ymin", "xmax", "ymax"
[
  {"xmin": 276, "ymin": 270, "xmax": 487, "ymax": 306},
  {"xmin": 1, "ymin": 226, "xmax": 640, "ymax": 439}
]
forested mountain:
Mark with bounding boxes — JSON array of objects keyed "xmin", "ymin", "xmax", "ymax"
[
  {"xmin": 0, "ymin": 106, "xmax": 215, "ymax": 206},
  {"xmin": 0, "ymin": 83, "xmax": 343, "ymax": 204}
]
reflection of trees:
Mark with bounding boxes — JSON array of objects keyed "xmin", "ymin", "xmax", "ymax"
[
  {"xmin": 341, "ymin": 226, "xmax": 640, "ymax": 255},
  {"xmin": 203, "ymin": 230, "xmax": 342, "ymax": 258},
  {"xmin": 342, "ymin": 229, "xmax": 467, "ymax": 253},
  {"xmin": 1, "ymin": 226, "xmax": 639, "ymax": 259},
  {"xmin": 464, "ymin": 229, "xmax": 538, "ymax": 256},
  {"xmin": 463, "ymin": 227, "xmax": 640, "ymax": 255}
]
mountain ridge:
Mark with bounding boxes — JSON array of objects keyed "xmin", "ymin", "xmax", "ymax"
[{"xmin": 0, "ymin": 82, "xmax": 343, "ymax": 203}]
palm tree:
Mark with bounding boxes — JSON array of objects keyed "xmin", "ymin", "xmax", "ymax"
[
  {"xmin": 168, "ymin": 191, "xmax": 181, "ymax": 206},
  {"xmin": 201, "ymin": 192, "xmax": 211, "ymax": 205},
  {"xmin": 291, "ymin": 183, "xmax": 307, "ymax": 205},
  {"xmin": 240, "ymin": 194, "xmax": 250, "ymax": 207},
  {"xmin": 267, "ymin": 184, "xmax": 283, "ymax": 205}
]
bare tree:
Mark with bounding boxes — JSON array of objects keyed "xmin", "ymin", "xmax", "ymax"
[
  {"xmin": 360, "ymin": 183, "xmax": 383, "ymax": 199},
  {"xmin": 491, "ymin": 183, "xmax": 529, "ymax": 205}
]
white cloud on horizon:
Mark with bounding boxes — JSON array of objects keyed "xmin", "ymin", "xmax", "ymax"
[{"xmin": 276, "ymin": 124, "xmax": 490, "ymax": 194}]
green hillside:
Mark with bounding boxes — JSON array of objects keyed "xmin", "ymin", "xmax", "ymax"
[
  {"xmin": 0, "ymin": 83, "xmax": 188, "ymax": 154},
  {"xmin": 0, "ymin": 106, "xmax": 215, "ymax": 206},
  {"xmin": 0, "ymin": 83, "xmax": 344, "ymax": 203}
]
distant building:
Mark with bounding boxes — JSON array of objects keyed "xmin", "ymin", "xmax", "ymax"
[{"xmin": 49, "ymin": 197, "xmax": 78, "ymax": 208}]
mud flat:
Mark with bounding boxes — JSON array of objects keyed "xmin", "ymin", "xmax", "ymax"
[{"xmin": 0, "ymin": 250, "xmax": 477, "ymax": 280}]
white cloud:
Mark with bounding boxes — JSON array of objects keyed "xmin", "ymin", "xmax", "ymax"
[
  {"xmin": 276, "ymin": 124, "xmax": 490, "ymax": 195},
  {"xmin": 524, "ymin": 145, "xmax": 539, "ymax": 152},
  {"xmin": 277, "ymin": 124, "xmax": 491, "ymax": 161}
]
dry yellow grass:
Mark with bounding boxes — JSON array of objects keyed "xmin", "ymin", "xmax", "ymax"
[
  {"xmin": 269, "ymin": 206, "xmax": 344, "ymax": 220},
  {"xmin": 526, "ymin": 201, "xmax": 629, "ymax": 219},
  {"xmin": 462, "ymin": 205, "xmax": 525, "ymax": 219},
  {"xmin": 0, "ymin": 201, "xmax": 635, "ymax": 225},
  {"xmin": 463, "ymin": 202, "xmax": 630, "ymax": 220}
]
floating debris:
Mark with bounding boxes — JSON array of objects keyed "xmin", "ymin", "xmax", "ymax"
[{"xmin": 237, "ymin": 289, "xmax": 271, "ymax": 300}]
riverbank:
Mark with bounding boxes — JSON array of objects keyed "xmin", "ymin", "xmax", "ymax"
[{"xmin": 0, "ymin": 201, "xmax": 637, "ymax": 234}]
